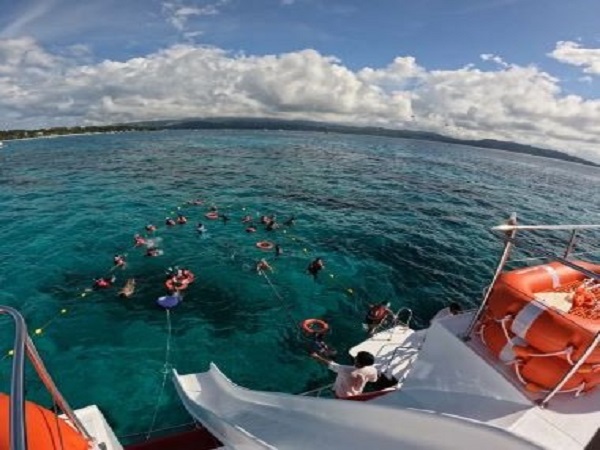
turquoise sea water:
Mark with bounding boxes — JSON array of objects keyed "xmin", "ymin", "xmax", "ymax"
[{"xmin": 1, "ymin": 130, "xmax": 599, "ymax": 439}]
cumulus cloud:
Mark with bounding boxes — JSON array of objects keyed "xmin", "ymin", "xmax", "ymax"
[
  {"xmin": 549, "ymin": 41, "xmax": 600, "ymax": 75},
  {"xmin": 1, "ymin": 37, "xmax": 600, "ymax": 161}
]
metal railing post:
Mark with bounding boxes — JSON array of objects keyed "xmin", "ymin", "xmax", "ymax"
[
  {"xmin": 463, "ymin": 213, "xmax": 518, "ymax": 340},
  {"xmin": 0, "ymin": 305, "xmax": 94, "ymax": 448},
  {"xmin": 25, "ymin": 338, "xmax": 94, "ymax": 441},
  {"xmin": 564, "ymin": 230, "xmax": 578, "ymax": 259},
  {"xmin": 0, "ymin": 306, "xmax": 28, "ymax": 450}
]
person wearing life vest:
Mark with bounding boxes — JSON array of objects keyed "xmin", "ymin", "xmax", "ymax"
[
  {"xmin": 364, "ymin": 301, "xmax": 394, "ymax": 335},
  {"xmin": 94, "ymin": 276, "xmax": 116, "ymax": 289}
]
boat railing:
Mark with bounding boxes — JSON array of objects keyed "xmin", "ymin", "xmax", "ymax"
[
  {"xmin": 299, "ymin": 383, "xmax": 334, "ymax": 398},
  {"xmin": 0, "ymin": 305, "xmax": 93, "ymax": 450},
  {"xmin": 370, "ymin": 307, "xmax": 413, "ymax": 335}
]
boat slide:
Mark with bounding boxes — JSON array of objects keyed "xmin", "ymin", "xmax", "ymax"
[{"xmin": 173, "ymin": 363, "xmax": 540, "ymax": 449}]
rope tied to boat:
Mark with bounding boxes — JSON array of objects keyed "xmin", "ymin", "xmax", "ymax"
[{"xmin": 145, "ymin": 308, "xmax": 173, "ymax": 441}]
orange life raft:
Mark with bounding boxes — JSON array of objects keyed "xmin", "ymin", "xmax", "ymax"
[
  {"xmin": 479, "ymin": 261, "xmax": 600, "ymax": 394},
  {"xmin": 0, "ymin": 393, "xmax": 89, "ymax": 450}
]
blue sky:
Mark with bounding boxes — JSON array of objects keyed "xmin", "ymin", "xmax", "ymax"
[{"xmin": 1, "ymin": 0, "xmax": 600, "ymax": 160}]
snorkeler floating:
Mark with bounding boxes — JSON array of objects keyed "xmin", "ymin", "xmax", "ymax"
[
  {"xmin": 165, "ymin": 217, "xmax": 176, "ymax": 226},
  {"xmin": 93, "ymin": 275, "xmax": 116, "ymax": 290},
  {"xmin": 256, "ymin": 258, "xmax": 273, "ymax": 274},
  {"xmin": 133, "ymin": 234, "xmax": 146, "ymax": 247},
  {"xmin": 113, "ymin": 254, "xmax": 126, "ymax": 269},
  {"xmin": 165, "ymin": 268, "xmax": 195, "ymax": 292},
  {"xmin": 307, "ymin": 257, "xmax": 325, "ymax": 280},
  {"xmin": 177, "ymin": 215, "xmax": 188, "ymax": 225}
]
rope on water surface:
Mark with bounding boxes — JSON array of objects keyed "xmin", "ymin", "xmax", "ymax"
[
  {"xmin": 260, "ymin": 271, "xmax": 301, "ymax": 333},
  {"xmin": 145, "ymin": 308, "xmax": 173, "ymax": 441}
]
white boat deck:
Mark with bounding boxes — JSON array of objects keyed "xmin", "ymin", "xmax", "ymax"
[
  {"xmin": 372, "ymin": 312, "xmax": 600, "ymax": 450},
  {"xmin": 349, "ymin": 324, "xmax": 426, "ymax": 384},
  {"xmin": 62, "ymin": 405, "xmax": 123, "ymax": 450}
]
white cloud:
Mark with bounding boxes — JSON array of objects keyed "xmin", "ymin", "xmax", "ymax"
[
  {"xmin": 549, "ymin": 41, "xmax": 600, "ymax": 75},
  {"xmin": 1, "ymin": 37, "xmax": 600, "ymax": 162},
  {"xmin": 162, "ymin": 1, "xmax": 228, "ymax": 31},
  {"xmin": 480, "ymin": 53, "xmax": 509, "ymax": 68}
]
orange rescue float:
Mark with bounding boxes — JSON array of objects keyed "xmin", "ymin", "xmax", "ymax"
[
  {"xmin": 256, "ymin": 241, "xmax": 274, "ymax": 250},
  {"xmin": 479, "ymin": 261, "xmax": 600, "ymax": 395},
  {"xmin": 0, "ymin": 394, "xmax": 89, "ymax": 450},
  {"xmin": 301, "ymin": 318, "xmax": 329, "ymax": 336}
]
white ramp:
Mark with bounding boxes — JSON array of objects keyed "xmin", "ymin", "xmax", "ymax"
[{"xmin": 173, "ymin": 364, "xmax": 541, "ymax": 450}]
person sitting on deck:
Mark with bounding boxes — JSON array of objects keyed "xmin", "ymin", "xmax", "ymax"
[
  {"xmin": 364, "ymin": 301, "xmax": 394, "ymax": 335},
  {"xmin": 311, "ymin": 351, "xmax": 377, "ymax": 399}
]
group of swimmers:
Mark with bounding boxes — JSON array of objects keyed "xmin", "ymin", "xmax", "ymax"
[{"xmin": 93, "ymin": 200, "xmax": 305, "ymax": 300}]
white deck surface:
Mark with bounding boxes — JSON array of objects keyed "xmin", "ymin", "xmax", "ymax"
[
  {"xmin": 63, "ymin": 405, "xmax": 124, "ymax": 450},
  {"xmin": 372, "ymin": 313, "xmax": 600, "ymax": 450}
]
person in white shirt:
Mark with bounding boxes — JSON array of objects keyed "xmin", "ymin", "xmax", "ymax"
[{"xmin": 311, "ymin": 351, "xmax": 378, "ymax": 398}]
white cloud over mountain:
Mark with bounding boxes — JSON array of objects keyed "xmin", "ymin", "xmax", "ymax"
[{"xmin": 1, "ymin": 37, "xmax": 600, "ymax": 161}]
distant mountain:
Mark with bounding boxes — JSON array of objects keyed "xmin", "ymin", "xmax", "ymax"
[{"xmin": 129, "ymin": 117, "xmax": 598, "ymax": 167}]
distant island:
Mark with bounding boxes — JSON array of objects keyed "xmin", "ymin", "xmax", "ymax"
[{"xmin": 1, "ymin": 117, "xmax": 597, "ymax": 167}]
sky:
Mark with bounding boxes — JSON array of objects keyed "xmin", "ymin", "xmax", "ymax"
[{"xmin": 1, "ymin": 0, "xmax": 600, "ymax": 160}]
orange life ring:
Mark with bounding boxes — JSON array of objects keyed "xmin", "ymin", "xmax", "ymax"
[
  {"xmin": 256, "ymin": 241, "xmax": 274, "ymax": 250},
  {"xmin": 205, "ymin": 212, "xmax": 219, "ymax": 220},
  {"xmin": 301, "ymin": 318, "xmax": 329, "ymax": 335}
]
